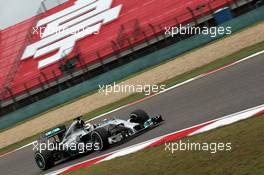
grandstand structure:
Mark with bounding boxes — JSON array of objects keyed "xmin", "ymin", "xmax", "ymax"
[{"xmin": 0, "ymin": 0, "xmax": 262, "ymax": 116}]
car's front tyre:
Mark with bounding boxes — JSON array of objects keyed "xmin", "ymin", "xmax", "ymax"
[
  {"xmin": 130, "ymin": 109, "xmax": 150, "ymax": 128},
  {"xmin": 91, "ymin": 128, "xmax": 110, "ymax": 151}
]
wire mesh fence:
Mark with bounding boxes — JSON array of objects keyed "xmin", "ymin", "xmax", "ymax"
[{"xmin": 0, "ymin": 0, "xmax": 261, "ymax": 102}]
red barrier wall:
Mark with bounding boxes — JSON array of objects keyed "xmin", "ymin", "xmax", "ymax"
[{"xmin": 0, "ymin": 0, "xmax": 233, "ymax": 99}]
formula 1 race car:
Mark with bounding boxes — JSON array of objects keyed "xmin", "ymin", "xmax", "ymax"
[{"xmin": 34, "ymin": 109, "xmax": 164, "ymax": 170}]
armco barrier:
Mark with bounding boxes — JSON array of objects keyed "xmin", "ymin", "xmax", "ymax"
[{"xmin": 0, "ymin": 6, "xmax": 264, "ymax": 130}]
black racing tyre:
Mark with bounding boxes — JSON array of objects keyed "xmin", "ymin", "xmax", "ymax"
[
  {"xmin": 130, "ymin": 109, "xmax": 150, "ymax": 125},
  {"xmin": 34, "ymin": 150, "xmax": 54, "ymax": 170},
  {"xmin": 91, "ymin": 128, "xmax": 110, "ymax": 151}
]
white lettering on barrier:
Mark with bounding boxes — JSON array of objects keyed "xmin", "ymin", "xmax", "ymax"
[{"xmin": 21, "ymin": 0, "xmax": 122, "ymax": 69}]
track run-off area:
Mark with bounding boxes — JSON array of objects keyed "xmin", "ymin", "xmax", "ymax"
[{"xmin": 0, "ymin": 51, "xmax": 263, "ymax": 175}]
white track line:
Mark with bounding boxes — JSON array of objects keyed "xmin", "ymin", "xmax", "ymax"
[
  {"xmin": 1, "ymin": 49, "xmax": 263, "ymax": 158},
  {"xmin": 46, "ymin": 104, "xmax": 264, "ymax": 175}
]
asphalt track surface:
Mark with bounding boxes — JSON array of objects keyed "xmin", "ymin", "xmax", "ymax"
[{"xmin": 0, "ymin": 53, "xmax": 263, "ymax": 175}]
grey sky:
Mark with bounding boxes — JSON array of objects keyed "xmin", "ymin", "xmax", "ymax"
[{"xmin": 0, "ymin": 0, "xmax": 67, "ymax": 30}]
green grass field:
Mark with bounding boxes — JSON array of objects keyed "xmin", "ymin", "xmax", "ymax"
[
  {"xmin": 0, "ymin": 40, "xmax": 264, "ymax": 156},
  {"xmin": 66, "ymin": 115, "xmax": 264, "ymax": 175}
]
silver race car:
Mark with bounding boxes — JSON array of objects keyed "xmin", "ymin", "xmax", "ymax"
[{"xmin": 34, "ymin": 109, "xmax": 164, "ymax": 170}]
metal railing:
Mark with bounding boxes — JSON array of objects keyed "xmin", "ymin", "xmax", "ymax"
[
  {"xmin": 0, "ymin": 0, "xmax": 258, "ymax": 102},
  {"xmin": 0, "ymin": 0, "xmax": 69, "ymax": 99}
]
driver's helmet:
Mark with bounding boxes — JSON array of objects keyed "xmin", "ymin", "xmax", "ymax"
[
  {"xmin": 75, "ymin": 116, "xmax": 85, "ymax": 129},
  {"xmin": 85, "ymin": 123, "xmax": 94, "ymax": 132}
]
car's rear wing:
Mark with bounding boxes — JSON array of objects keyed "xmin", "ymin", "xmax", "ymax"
[{"xmin": 42, "ymin": 125, "xmax": 66, "ymax": 139}]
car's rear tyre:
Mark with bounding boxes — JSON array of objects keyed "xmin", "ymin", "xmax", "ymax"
[
  {"xmin": 34, "ymin": 150, "xmax": 54, "ymax": 170},
  {"xmin": 130, "ymin": 109, "xmax": 150, "ymax": 127},
  {"xmin": 91, "ymin": 128, "xmax": 110, "ymax": 151}
]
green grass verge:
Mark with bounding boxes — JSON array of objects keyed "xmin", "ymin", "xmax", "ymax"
[
  {"xmin": 65, "ymin": 115, "xmax": 264, "ymax": 175},
  {"xmin": 0, "ymin": 40, "xmax": 264, "ymax": 156},
  {"xmin": 80, "ymin": 40, "xmax": 264, "ymax": 122},
  {"xmin": 2, "ymin": 21, "xmax": 263, "ymax": 134}
]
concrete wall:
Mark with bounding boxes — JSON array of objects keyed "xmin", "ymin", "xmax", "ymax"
[{"xmin": 1, "ymin": 6, "xmax": 264, "ymax": 130}]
